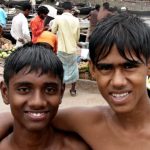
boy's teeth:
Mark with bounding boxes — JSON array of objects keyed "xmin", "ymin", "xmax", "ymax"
[
  {"xmin": 29, "ymin": 112, "xmax": 44, "ymax": 117},
  {"xmin": 112, "ymin": 92, "xmax": 129, "ymax": 98}
]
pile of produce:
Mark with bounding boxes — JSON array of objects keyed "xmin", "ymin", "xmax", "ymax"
[
  {"xmin": 0, "ymin": 38, "xmax": 15, "ymax": 59},
  {"xmin": 78, "ymin": 61, "xmax": 89, "ymax": 73},
  {"xmin": 0, "ymin": 43, "xmax": 15, "ymax": 59}
]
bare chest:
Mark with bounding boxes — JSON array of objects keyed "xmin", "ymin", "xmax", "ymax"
[{"xmin": 84, "ymin": 126, "xmax": 150, "ymax": 150}]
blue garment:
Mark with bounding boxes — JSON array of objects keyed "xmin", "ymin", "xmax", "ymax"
[
  {"xmin": 0, "ymin": 8, "xmax": 7, "ymax": 28},
  {"xmin": 57, "ymin": 51, "xmax": 79, "ymax": 84}
]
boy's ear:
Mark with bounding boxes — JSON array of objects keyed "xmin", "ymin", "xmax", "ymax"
[
  {"xmin": 89, "ymin": 60, "xmax": 96, "ymax": 79},
  {"xmin": 59, "ymin": 83, "xmax": 65, "ymax": 104},
  {"xmin": 0, "ymin": 81, "xmax": 9, "ymax": 105}
]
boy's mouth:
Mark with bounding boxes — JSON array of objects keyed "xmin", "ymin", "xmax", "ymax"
[
  {"xmin": 110, "ymin": 91, "xmax": 131, "ymax": 104},
  {"xmin": 24, "ymin": 111, "xmax": 49, "ymax": 121}
]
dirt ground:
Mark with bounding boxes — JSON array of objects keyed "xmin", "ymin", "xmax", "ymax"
[
  {"xmin": 0, "ymin": 65, "xmax": 107, "ymax": 112},
  {"xmin": 0, "ymin": 80, "xmax": 107, "ymax": 112}
]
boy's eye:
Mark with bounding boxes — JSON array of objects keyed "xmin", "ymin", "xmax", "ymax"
[
  {"xmin": 45, "ymin": 87, "xmax": 56, "ymax": 94},
  {"xmin": 96, "ymin": 64, "xmax": 113, "ymax": 71},
  {"xmin": 17, "ymin": 87, "xmax": 30, "ymax": 93},
  {"xmin": 123, "ymin": 62, "xmax": 139, "ymax": 69}
]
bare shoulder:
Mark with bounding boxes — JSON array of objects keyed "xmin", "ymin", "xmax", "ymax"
[
  {"xmin": 63, "ymin": 105, "xmax": 110, "ymax": 123},
  {"xmin": 0, "ymin": 134, "xmax": 11, "ymax": 150},
  {"xmin": 59, "ymin": 106, "xmax": 109, "ymax": 129},
  {"xmin": 61, "ymin": 131, "xmax": 91, "ymax": 150}
]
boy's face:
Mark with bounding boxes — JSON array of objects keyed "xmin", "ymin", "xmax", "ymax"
[
  {"xmin": 90, "ymin": 45, "xmax": 149, "ymax": 113},
  {"xmin": 1, "ymin": 68, "xmax": 65, "ymax": 131}
]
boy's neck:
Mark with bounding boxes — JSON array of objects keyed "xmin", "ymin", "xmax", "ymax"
[
  {"xmin": 10, "ymin": 126, "xmax": 55, "ymax": 150},
  {"xmin": 112, "ymin": 96, "xmax": 150, "ymax": 130}
]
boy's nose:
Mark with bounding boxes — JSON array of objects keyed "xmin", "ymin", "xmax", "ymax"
[
  {"xmin": 28, "ymin": 91, "xmax": 47, "ymax": 109},
  {"xmin": 111, "ymin": 70, "xmax": 127, "ymax": 89}
]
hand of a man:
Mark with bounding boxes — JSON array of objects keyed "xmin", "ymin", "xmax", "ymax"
[
  {"xmin": 18, "ymin": 38, "xmax": 25, "ymax": 44},
  {"xmin": 44, "ymin": 26, "xmax": 49, "ymax": 31}
]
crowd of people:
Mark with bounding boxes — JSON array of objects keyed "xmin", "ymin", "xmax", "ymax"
[
  {"xmin": 0, "ymin": 1, "xmax": 120, "ymax": 96},
  {"xmin": 0, "ymin": 1, "xmax": 150, "ymax": 149}
]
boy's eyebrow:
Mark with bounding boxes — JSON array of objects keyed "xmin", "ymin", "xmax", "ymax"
[
  {"xmin": 96, "ymin": 63, "xmax": 112, "ymax": 67},
  {"xmin": 14, "ymin": 82, "xmax": 32, "ymax": 87},
  {"xmin": 96, "ymin": 60, "xmax": 142, "ymax": 68},
  {"xmin": 97, "ymin": 60, "xmax": 142, "ymax": 65},
  {"xmin": 125, "ymin": 60, "xmax": 142, "ymax": 64},
  {"xmin": 13, "ymin": 81, "xmax": 59, "ymax": 87}
]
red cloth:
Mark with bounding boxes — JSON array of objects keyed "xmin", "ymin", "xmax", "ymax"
[{"xmin": 30, "ymin": 15, "xmax": 44, "ymax": 43}]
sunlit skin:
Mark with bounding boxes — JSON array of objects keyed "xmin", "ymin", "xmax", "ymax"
[
  {"xmin": 1, "ymin": 42, "xmax": 150, "ymax": 149},
  {"xmin": 0, "ymin": 67, "xmax": 91, "ymax": 150},
  {"xmin": 2, "ymin": 68, "xmax": 64, "ymax": 132},
  {"xmin": 90, "ymin": 45, "xmax": 149, "ymax": 113},
  {"xmin": 50, "ymin": 45, "xmax": 150, "ymax": 150}
]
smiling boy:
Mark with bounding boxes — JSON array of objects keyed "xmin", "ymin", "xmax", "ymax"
[
  {"xmin": 1, "ymin": 13, "xmax": 150, "ymax": 150},
  {"xmin": 0, "ymin": 43, "xmax": 90, "ymax": 150},
  {"xmin": 52, "ymin": 13, "xmax": 150, "ymax": 150}
]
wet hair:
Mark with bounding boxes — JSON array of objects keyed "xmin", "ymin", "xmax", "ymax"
[
  {"xmin": 89, "ymin": 13, "xmax": 150, "ymax": 65},
  {"xmin": 37, "ymin": 6, "xmax": 49, "ymax": 15},
  {"xmin": 22, "ymin": 2, "xmax": 32, "ymax": 11},
  {"xmin": 103, "ymin": 2, "xmax": 110, "ymax": 10},
  {"xmin": 62, "ymin": 1, "xmax": 73, "ymax": 10},
  {"xmin": 4, "ymin": 43, "xmax": 64, "ymax": 86}
]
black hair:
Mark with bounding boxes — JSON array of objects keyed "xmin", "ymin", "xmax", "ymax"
[
  {"xmin": 89, "ymin": 13, "xmax": 150, "ymax": 65},
  {"xmin": 22, "ymin": 2, "xmax": 32, "ymax": 11},
  {"xmin": 4, "ymin": 43, "xmax": 64, "ymax": 86},
  {"xmin": 37, "ymin": 6, "xmax": 49, "ymax": 15},
  {"xmin": 95, "ymin": 4, "xmax": 100, "ymax": 11},
  {"xmin": 62, "ymin": 1, "xmax": 73, "ymax": 10},
  {"xmin": 103, "ymin": 2, "xmax": 110, "ymax": 10}
]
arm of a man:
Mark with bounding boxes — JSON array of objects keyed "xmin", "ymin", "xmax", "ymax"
[
  {"xmin": 22, "ymin": 18, "xmax": 31, "ymax": 42},
  {"xmin": 0, "ymin": 112, "xmax": 13, "ymax": 141},
  {"xmin": 52, "ymin": 107, "xmax": 96, "ymax": 135},
  {"xmin": 51, "ymin": 18, "xmax": 58, "ymax": 34},
  {"xmin": 10, "ymin": 20, "xmax": 18, "ymax": 41}
]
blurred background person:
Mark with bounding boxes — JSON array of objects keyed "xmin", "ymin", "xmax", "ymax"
[
  {"xmin": 51, "ymin": 1, "xmax": 80, "ymax": 96},
  {"xmin": 30, "ymin": 6, "xmax": 49, "ymax": 43},
  {"xmin": 10, "ymin": 2, "xmax": 31, "ymax": 48},
  {"xmin": 0, "ymin": 6, "xmax": 7, "ymax": 29},
  {"xmin": 97, "ymin": 2, "xmax": 112, "ymax": 21},
  {"xmin": 84, "ymin": 4, "xmax": 100, "ymax": 41},
  {"xmin": 30, "ymin": 0, "xmax": 36, "ymax": 13}
]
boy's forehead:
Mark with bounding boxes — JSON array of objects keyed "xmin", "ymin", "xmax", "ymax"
[
  {"xmin": 97, "ymin": 45, "xmax": 143, "ymax": 63},
  {"xmin": 10, "ymin": 67, "xmax": 58, "ymax": 80},
  {"xmin": 9, "ymin": 68, "xmax": 61, "ymax": 85}
]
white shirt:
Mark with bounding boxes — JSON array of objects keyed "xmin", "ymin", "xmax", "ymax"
[
  {"xmin": 30, "ymin": 0, "xmax": 36, "ymax": 6},
  {"xmin": 42, "ymin": 5, "xmax": 57, "ymax": 18},
  {"xmin": 10, "ymin": 13, "xmax": 31, "ymax": 48}
]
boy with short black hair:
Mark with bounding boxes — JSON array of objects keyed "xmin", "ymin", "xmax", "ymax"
[
  {"xmin": 0, "ymin": 43, "xmax": 90, "ymax": 150},
  {"xmin": 52, "ymin": 13, "xmax": 150, "ymax": 150}
]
